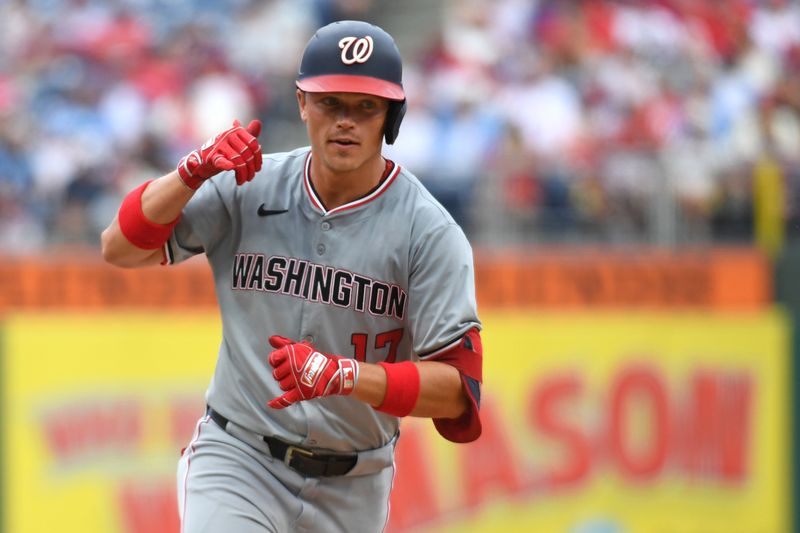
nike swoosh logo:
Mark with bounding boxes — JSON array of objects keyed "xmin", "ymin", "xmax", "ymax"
[{"xmin": 257, "ymin": 205, "xmax": 289, "ymax": 217}]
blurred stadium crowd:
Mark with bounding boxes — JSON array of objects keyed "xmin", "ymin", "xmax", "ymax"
[{"xmin": 1, "ymin": 0, "xmax": 799, "ymax": 251}]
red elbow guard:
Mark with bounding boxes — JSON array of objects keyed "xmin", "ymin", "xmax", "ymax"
[
  {"xmin": 374, "ymin": 361, "xmax": 420, "ymax": 417},
  {"xmin": 118, "ymin": 180, "xmax": 180, "ymax": 250}
]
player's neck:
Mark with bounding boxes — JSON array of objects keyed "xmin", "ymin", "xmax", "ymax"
[{"xmin": 309, "ymin": 153, "xmax": 386, "ymax": 211}]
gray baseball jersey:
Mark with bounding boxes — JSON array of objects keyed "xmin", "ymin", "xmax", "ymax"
[{"xmin": 170, "ymin": 146, "xmax": 481, "ymax": 531}]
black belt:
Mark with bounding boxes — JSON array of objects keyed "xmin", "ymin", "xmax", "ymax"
[{"xmin": 207, "ymin": 407, "xmax": 357, "ymax": 477}]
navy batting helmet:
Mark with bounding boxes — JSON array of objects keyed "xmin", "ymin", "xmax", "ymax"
[{"xmin": 296, "ymin": 20, "xmax": 406, "ymax": 144}]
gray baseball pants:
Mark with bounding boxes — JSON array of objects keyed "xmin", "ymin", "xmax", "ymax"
[{"xmin": 177, "ymin": 415, "xmax": 397, "ymax": 532}]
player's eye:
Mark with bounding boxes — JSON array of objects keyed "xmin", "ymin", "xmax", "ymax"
[{"xmin": 320, "ymin": 96, "xmax": 339, "ymax": 107}]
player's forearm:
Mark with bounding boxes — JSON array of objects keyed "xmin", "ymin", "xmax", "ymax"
[
  {"xmin": 139, "ymin": 170, "xmax": 196, "ymax": 222},
  {"xmin": 411, "ymin": 361, "xmax": 468, "ymax": 418},
  {"xmin": 101, "ymin": 171, "xmax": 194, "ymax": 267},
  {"xmin": 353, "ymin": 361, "xmax": 467, "ymax": 420}
]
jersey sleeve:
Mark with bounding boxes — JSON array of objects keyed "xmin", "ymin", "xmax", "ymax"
[
  {"xmin": 408, "ymin": 222, "xmax": 482, "ymax": 443},
  {"xmin": 164, "ymin": 174, "xmax": 234, "ymax": 265},
  {"xmin": 409, "ymin": 222, "xmax": 480, "ymax": 357}
]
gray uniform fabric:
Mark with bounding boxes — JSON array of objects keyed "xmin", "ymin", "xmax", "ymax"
[
  {"xmin": 169, "ymin": 146, "xmax": 480, "ymax": 531},
  {"xmin": 178, "ymin": 416, "xmax": 396, "ymax": 533}
]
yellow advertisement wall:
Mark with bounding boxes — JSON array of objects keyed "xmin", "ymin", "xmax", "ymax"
[
  {"xmin": 1, "ymin": 314, "xmax": 220, "ymax": 533},
  {"xmin": 391, "ymin": 311, "xmax": 790, "ymax": 533},
  {"xmin": 1, "ymin": 311, "xmax": 790, "ymax": 533}
]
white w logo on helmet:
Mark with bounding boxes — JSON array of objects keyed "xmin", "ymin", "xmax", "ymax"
[{"xmin": 338, "ymin": 36, "xmax": 374, "ymax": 65}]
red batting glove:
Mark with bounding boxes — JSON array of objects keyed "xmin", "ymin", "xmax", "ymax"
[
  {"xmin": 177, "ymin": 119, "xmax": 263, "ymax": 189},
  {"xmin": 266, "ymin": 335, "xmax": 359, "ymax": 409}
]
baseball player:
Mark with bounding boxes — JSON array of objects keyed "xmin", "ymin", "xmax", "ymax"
[{"xmin": 101, "ymin": 20, "xmax": 482, "ymax": 533}]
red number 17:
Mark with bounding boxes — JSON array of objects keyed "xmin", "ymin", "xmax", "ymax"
[{"xmin": 351, "ymin": 329, "xmax": 404, "ymax": 363}]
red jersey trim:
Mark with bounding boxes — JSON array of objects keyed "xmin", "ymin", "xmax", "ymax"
[
  {"xmin": 161, "ymin": 242, "xmax": 171, "ymax": 265},
  {"xmin": 303, "ymin": 152, "xmax": 324, "ymax": 213},
  {"xmin": 303, "ymin": 153, "xmax": 401, "ymax": 216}
]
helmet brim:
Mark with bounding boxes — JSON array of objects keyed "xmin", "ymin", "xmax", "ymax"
[{"xmin": 297, "ymin": 75, "xmax": 405, "ymax": 101}]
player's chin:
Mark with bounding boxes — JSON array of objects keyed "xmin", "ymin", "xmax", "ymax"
[{"xmin": 324, "ymin": 148, "xmax": 363, "ymax": 170}]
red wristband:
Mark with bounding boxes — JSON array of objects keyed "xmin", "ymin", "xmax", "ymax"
[
  {"xmin": 374, "ymin": 361, "xmax": 420, "ymax": 417},
  {"xmin": 118, "ymin": 180, "xmax": 180, "ymax": 250}
]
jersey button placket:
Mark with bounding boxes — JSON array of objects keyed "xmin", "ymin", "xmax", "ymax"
[{"xmin": 317, "ymin": 219, "xmax": 331, "ymax": 255}]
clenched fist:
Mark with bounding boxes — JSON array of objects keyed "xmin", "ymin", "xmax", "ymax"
[
  {"xmin": 177, "ymin": 119, "xmax": 262, "ymax": 189},
  {"xmin": 266, "ymin": 336, "xmax": 359, "ymax": 409}
]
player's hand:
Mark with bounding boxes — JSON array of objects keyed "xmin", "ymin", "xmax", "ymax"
[
  {"xmin": 177, "ymin": 119, "xmax": 263, "ymax": 189},
  {"xmin": 266, "ymin": 335, "xmax": 359, "ymax": 409}
]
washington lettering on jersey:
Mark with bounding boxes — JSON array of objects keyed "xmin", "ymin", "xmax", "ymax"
[{"xmin": 231, "ymin": 253, "xmax": 407, "ymax": 320}]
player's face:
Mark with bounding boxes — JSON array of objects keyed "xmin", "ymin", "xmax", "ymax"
[{"xmin": 298, "ymin": 90, "xmax": 389, "ymax": 175}]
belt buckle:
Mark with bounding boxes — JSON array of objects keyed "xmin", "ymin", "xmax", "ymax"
[{"xmin": 285, "ymin": 445, "xmax": 314, "ymax": 467}]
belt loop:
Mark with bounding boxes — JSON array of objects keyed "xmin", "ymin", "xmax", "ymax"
[{"xmin": 207, "ymin": 406, "xmax": 229, "ymax": 431}]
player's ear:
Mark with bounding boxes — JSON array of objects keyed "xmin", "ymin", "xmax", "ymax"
[{"xmin": 297, "ymin": 90, "xmax": 308, "ymax": 122}]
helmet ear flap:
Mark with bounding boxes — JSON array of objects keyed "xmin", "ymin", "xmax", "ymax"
[{"xmin": 384, "ymin": 100, "xmax": 406, "ymax": 145}]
